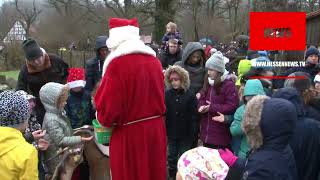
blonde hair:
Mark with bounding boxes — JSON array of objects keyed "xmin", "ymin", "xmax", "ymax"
[
  {"xmin": 166, "ymin": 22, "xmax": 177, "ymax": 31},
  {"xmin": 56, "ymin": 86, "xmax": 69, "ymax": 109}
]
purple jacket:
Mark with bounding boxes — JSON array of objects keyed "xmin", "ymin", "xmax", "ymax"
[{"xmin": 198, "ymin": 79, "xmax": 239, "ymax": 146}]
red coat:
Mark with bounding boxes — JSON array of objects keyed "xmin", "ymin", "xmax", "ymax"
[{"xmin": 95, "ymin": 51, "xmax": 167, "ymax": 180}]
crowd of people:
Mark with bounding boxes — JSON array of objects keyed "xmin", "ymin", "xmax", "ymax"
[{"xmin": 0, "ymin": 17, "xmax": 319, "ymax": 180}]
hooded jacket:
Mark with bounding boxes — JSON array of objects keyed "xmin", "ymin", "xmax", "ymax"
[
  {"xmin": 234, "ymin": 97, "xmax": 298, "ymax": 180},
  {"xmin": 231, "ymin": 79, "xmax": 265, "ymax": 158},
  {"xmin": 84, "ymin": 36, "xmax": 108, "ymax": 92},
  {"xmin": 164, "ymin": 65, "xmax": 198, "ymax": 139},
  {"xmin": 40, "ymin": 82, "xmax": 82, "ymax": 174},
  {"xmin": 0, "ymin": 127, "xmax": 38, "ymax": 179},
  {"xmin": 174, "ymin": 42, "xmax": 206, "ymax": 95},
  {"xmin": 236, "ymin": 60, "xmax": 252, "ymax": 86},
  {"xmin": 198, "ymin": 77, "xmax": 239, "ymax": 147},
  {"xmin": 272, "ymin": 88, "xmax": 320, "ymax": 180}
]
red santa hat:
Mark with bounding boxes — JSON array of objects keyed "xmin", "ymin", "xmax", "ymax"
[
  {"xmin": 106, "ymin": 18, "xmax": 140, "ymax": 49},
  {"xmin": 67, "ymin": 68, "xmax": 86, "ymax": 88}
]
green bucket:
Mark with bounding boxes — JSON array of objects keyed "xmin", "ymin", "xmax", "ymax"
[{"xmin": 92, "ymin": 119, "xmax": 112, "ymax": 144}]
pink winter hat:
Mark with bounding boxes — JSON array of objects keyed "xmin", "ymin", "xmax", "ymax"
[{"xmin": 177, "ymin": 147, "xmax": 229, "ymax": 180}]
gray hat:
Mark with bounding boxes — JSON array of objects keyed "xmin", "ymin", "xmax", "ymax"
[
  {"xmin": 0, "ymin": 91, "xmax": 30, "ymax": 128},
  {"xmin": 205, "ymin": 51, "xmax": 225, "ymax": 73}
]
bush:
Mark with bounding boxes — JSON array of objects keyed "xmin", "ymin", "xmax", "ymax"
[{"xmin": 2, "ymin": 41, "xmax": 24, "ymax": 70}]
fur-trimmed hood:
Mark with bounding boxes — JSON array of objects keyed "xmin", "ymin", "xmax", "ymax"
[
  {"xmin": 165, "ymin": 65, "xmax": 190, "ymax": 91},
  {"xmin": 243, "ymin": 95, "xmax": 297, "ymax": 151}
]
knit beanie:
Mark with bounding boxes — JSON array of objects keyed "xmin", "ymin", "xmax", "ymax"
[
  {"xmin": 205, "ymin": 51, "xmax": 225, "ymax": 73},
  {"xmin": 305, "ymin": 46, "xmax": 319, "ymax": 60},
  {"xmin": 284, "ymin": 72, "xmax": 311, "ymax": 92},
  {"xmin": 0, "ymin": 91, "xmax": 30, "ymax": 128},
  {"xmin": 22, "ymin": 38, "xmax": 43, "ymax": 61}
]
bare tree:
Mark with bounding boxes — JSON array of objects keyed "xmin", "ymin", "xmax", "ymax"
[
  {"xmin": 306, "ymin": 0, "xmax": 317, "ymax": 12},
  {"xmin": 0, "ymin": 2, "xmax": 18, "ymax": 39},
  {"xmin": 47, "ymin": 0, "xmax": 77, "ymax": 17},
  {"xmin": 153, "ymin": 0, "xmax": 176, "ymax": 42},
  {"xmin": 205, "ymin": 0, "xmax": 221, "ymax": 18},
  {"xmin": 14, "ymin": 0, "xmax": 42, "ymax": 36}
]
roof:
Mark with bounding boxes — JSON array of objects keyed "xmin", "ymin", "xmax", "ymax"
[
  {"xmin": 3, "ymin": 21, "xmax": 26, "ymax": 43},
  {"xmin": 307, "ymin": 9, "xmax": 320, "ymax": 20}
]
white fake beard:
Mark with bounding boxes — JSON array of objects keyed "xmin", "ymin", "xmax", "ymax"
[{"xmin": 208, "ymin": 77, "xmax": 215, "ymax": 86}]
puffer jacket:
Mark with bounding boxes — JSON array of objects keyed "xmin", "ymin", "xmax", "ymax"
[
  {"xmin": 0, "ymin": 127, "xmax": 38, "ymax": 179},
  {"xmin": 198, "ymin": 78, "xmax": 239, "ymax": 147},
  {"xmin": 273, "ymin": 88, "xmax": 320, "ymax": 180},
  {"xmin": 40, "ymin": 82, "xmax": 82, "ymax": 174},
  {"xmin": 231, "ymin": 79, "xmax": 265, "ymax": 158},
  {"xmin": 233, "ymin": 97, "xmax": 298, "ymax": 180},
  {"xmin": 164, "ymin": 65, "xmax": 199, "ymax": 139}
]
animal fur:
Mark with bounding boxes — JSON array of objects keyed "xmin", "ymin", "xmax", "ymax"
[
  {"xmin": 164, "ymin": 65, "xmax": 190, "ymax": 92},
  {"xmin": 242, "ymin": 95, "xmax": 270, "ymax": 150}
]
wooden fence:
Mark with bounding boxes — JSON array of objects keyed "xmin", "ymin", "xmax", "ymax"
[{"xmin": 58, "ymin": 50, "xmax": 96, "ymax": 68}]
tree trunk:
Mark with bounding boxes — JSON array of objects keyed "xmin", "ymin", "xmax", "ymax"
[
  {"xmin": 154, "ymin": 0, "xmax": 175, "ymax": 43},
  {"xmin": 247, "ymin": 0, "xmax": 250, "ymax": 34},
  {"xmin": 124, "ymin": 0, "xmax": 132, "ymax": 17}
]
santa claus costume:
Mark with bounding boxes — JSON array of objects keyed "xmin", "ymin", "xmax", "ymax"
[{"xmin": 94, "ymin": 18, "xmax": 167, "ymax": 180}]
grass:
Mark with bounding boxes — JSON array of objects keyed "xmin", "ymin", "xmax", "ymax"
[{"xmin": 0, "ymin": 70, "xmax": 20, "ymax": 80}]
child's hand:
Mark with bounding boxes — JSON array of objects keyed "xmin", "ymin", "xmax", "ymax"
[
  {"xmin": 38, "ymin": 138, "xmax": 49, "ymax": 151},
  {"xmin": 212, "ymin": 112, "xmax": 225, "ymax": 122},
  {"xmin": 32, "ymin": 130, "xmax": 46, "ymax": 140},
  {"xmin": 198, "ymin": 105, "xmax": 210, "ymax": 114},
  {"xmin": 81, "ymin": 136, "xmax": 94, "ymax": 142}
]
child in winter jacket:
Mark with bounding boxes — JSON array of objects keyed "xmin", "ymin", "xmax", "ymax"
[
  {"xmin": 219, "ymin": 96, "xmax": 298, "ymax": 180},
  {"xmin": 16, "ymin": 90, "xmax": 49, "ymax": 180},
  {"xmin": 65, "ymin": 68, "xmax": 95, "ymax": 129},
  {"xmin": 162, "ymin": 22, "xmax": 183, "ymax": 50},
  {"xmin": 198, "ymin": 52, "xmax": 239, "ymax": 149},
  {"xmin": 213, "ymin": 80, "xmax": 265, "ymax": 158},
  {"xmin": 0, "ymin": 91, "xmax": 39, "ymax": 179},
  {"xmin": 40, "ymin": 82, "xmax": 93, "ymax": 175},
  {"xmin": 164, "ymin": 65, "xmax": 198, "ymax": 179}
]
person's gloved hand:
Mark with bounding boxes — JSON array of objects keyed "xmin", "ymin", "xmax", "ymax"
[{"xmin": 218, "ymin": 148, "xmax": 238, "ymax": 167}]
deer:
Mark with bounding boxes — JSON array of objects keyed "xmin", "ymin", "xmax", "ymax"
[{"xmin": 49, "ymin": 126, "xmax": 111, "ymax": 180}]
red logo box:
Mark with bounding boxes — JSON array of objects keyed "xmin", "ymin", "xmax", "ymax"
[{"xmin": 249, "ymin": 12, "xmax": 306, "ymax": 51}]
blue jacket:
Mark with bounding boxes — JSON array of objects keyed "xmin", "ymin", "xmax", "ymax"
[
  {"xmin": 65, "ymin": 89, "xmax": 95, "ymax": 129},
  {"xmin": 84, "ymin": 36, "xmax": 108, "ymax": 92},
  {"xmin": 233, "ymin": 98, "xmax": 298, "ymax": 180},
  {"xmin": 273, "ymin": 88, "xmax": 320, "ymax": 180}
]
